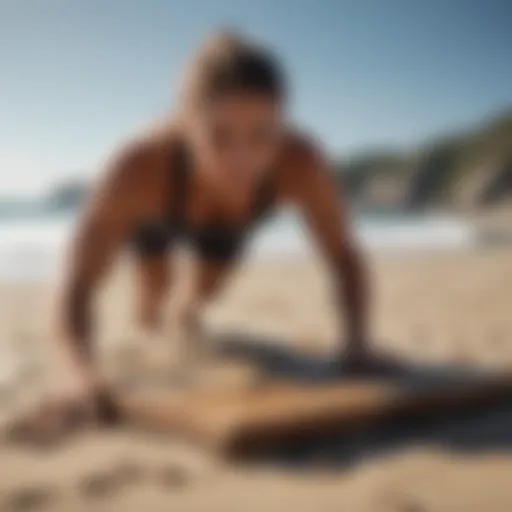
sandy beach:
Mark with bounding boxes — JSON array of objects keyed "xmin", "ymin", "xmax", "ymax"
[{"xmin": 1, "ymin": 247, "xmax": 512, "ymax": 511}]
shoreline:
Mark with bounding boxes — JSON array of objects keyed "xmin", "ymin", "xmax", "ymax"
[{"xmin": 0, "ymin": 209, "xmax": 489, "ymax": 283}]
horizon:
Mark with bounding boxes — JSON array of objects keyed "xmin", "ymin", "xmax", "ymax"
[{"xmin": 2, "ymin": 0, "xmax": 511, "ymax": 195}]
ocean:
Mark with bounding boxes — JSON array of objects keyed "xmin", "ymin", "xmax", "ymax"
[{"xmin": 0, "ymin": 209, "xmax": 476, "ymax": 282}]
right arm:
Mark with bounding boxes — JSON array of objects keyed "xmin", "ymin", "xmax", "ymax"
[{"xmin": 55, "ymin": 141, "xmax": 150, "ymax": 383}]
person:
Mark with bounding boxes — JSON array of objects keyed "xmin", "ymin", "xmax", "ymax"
[{"xmin": 49, "ymin": 30, "xmax": 394, "ymax": 427}]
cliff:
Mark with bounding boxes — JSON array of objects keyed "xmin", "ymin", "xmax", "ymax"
[{"xmin": 339, "ymin": 109, "xmax": 512, "ymax": 212}]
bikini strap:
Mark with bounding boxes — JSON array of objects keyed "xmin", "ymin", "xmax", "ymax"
[{"xmin": 168, "ymin": 139, "xmax": 274, "ymax": 231}]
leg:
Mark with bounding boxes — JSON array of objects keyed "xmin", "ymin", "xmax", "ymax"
[{"xmin": 134, "ymin": 252, "xmax": 172, "ymax": 332}]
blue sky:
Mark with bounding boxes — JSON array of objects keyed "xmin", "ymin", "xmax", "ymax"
[{"xmin": 1, "ymin": 0, "xmax": 511, "ymax": 194}]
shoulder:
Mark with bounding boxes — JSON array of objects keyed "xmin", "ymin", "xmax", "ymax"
[
  {"xmin": 108, "ymin": 122, "xmax": 174, "ymax": 176},
  {"xmin": 95, "ymin": 120, "xmax": 181, "ymax": 194},
  {"xmin": 82, "ymin": 121, "xmax": 186, "ymax": 222},
  {"xmin": 283, "ymin": 129, "xmax": 327, "ymax": 164},
  {"xmin": 280, "ymin": 129, "xmax": 331, "ymax": 181},
  {"xmin": 276, "ymin": 129, "xmax": 331, "ymax": 197}
]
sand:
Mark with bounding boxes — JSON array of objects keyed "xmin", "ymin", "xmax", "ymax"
[{"xmin": 1, "ymin": 247, "xmax": 512, "ymax": 511}]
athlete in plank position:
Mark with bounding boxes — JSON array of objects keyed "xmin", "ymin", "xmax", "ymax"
[{"xmin": 51, "ymin": 31, "xmax": 395, "ymax": 425}]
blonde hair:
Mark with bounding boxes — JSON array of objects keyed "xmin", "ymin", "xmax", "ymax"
[{"xmin": 179, "ymin": 29, "xmax": 286, "ymax": 113}]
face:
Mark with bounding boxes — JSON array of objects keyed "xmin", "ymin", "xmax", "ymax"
[{"xmin": 187, "ymin": 92, "xmax": 284, "ymax": 204}]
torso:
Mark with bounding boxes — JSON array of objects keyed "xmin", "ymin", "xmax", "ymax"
[{"xmin": 129, "ymin": 124, "xmax": 304, "ymax": 262}]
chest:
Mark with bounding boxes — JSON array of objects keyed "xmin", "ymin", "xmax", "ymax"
[{"xmin": 132, "ymin": 177, "xmax": 276, "ymax": 261}]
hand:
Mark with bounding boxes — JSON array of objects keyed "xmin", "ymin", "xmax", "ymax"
[
  {"xmin": 46, "ymin": 363, "xmax": 100, "ymax": 426},
  {"xmin": 10, "ymin": 364, "xmax": 109, "ymax": 444}
]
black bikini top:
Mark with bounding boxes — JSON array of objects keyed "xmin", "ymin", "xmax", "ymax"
[{"xmin": 132, "ymin": 140, "xmax": 275, "ymax": 261}]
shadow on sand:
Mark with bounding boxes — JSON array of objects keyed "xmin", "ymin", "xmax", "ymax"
[{"xmin": 209, "ymin": 331, "xmax": 512, "ymax": 467}]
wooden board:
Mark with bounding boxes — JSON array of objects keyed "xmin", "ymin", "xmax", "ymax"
[{"xmin": 112, "ymin": 369, "xmax": 512, "ymax": 458}]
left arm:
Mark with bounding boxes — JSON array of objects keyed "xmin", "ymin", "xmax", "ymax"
[{"xmin": 287, "ymin": 140, "xmax": 369, "ymax": 360}]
